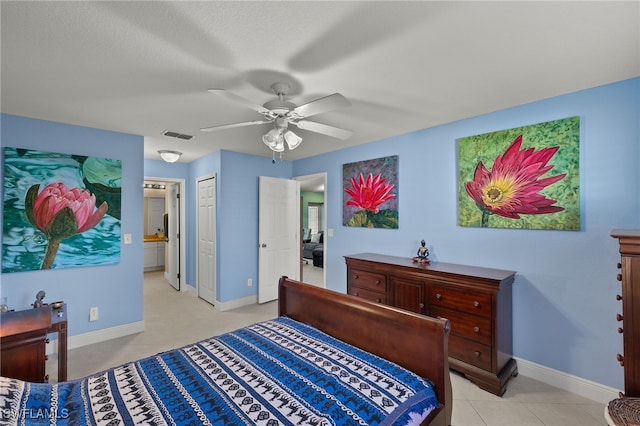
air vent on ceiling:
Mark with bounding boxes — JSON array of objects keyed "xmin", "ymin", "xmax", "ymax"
[{"xmin": 162, "ymin": 130, "xmax": 193, "ymax": 140}]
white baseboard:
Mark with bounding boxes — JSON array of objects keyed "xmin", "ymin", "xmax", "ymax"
[
  {"xmin": 215, "ymin": 295, "xmax": 258, "ymax": 311},
  {"xmin": 182, "ymin": 283, "xmax": 257, "ymax": 311},
  {"xmin": 515, "ymin": 357, "xmax": 620, "ymax": 404},
  {"xmin": 46, "ymin": 320, "xmax": 145, "ymax": 355}
]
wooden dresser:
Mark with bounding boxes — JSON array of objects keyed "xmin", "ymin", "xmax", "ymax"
[
  {"xmin": 345, "ymin": 253, "xmax": 517, "ymax": 395},
  {"xmin": 611, "ymin": 230, "xmax": 640, "ymax": 396}
]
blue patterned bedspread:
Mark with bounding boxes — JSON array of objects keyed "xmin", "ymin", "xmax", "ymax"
[{"xmin": 0, "ymin": 317, "xmax": 439, "ymax": 425}]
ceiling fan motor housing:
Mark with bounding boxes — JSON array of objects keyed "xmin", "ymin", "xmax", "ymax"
[{"xmin": 263, "ymin": 99, "xmax": 297, "ymax": 116}]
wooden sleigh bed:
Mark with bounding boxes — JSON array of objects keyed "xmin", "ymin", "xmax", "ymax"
[{"xmin": 0, "ymin": 277, "xmax": 451, "ymax": 426}]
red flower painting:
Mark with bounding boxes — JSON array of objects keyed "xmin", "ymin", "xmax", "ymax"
[
  {"xmin": 464, "ymin": 135, "xmax": 566, "ymax": 227},
  {"xmin": 343, "ymin": 155, "xmax": 399, "ymax": 229},
  {"xmin": 345, "ymin": 172, "xmax": 396, "ymax": 213}
]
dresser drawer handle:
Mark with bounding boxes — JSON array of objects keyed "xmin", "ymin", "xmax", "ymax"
[
  {"xmin": 617, "ymin": 313, "xmax": 624, "ymax": 322},
  {"xmin": 617, "ymin": 294, "xmax": 623, "ymax": 301},
  {"xmin": 619, "ymin": 327, "xmax": 624, "ymax": 334},
  {"xmin": 354, "ymin": 292, "xmax": 359, "ymax": 296},
  {"xmin": 355, "ymin": 274, "xmax": 359, "ymax": 279},
  {"xmin": 473, "ymin": 301, "xmax": 480, "ymax": 308},
  {"xmin": 473, "ymin": 326, "xmax": 480, "ymax": 333},
  {"xmin": 435, "ymin": 293, "xmax": 442, "ymax": 300},
  {"xmin": 474, "ymin": 351, "xmax": 481, "ymax": 358},
  {"xmin": 617, "ymin": 353, "xmax": 625, "ymax": 366},
  {"xmin": 376, "ymin": 299, "xmax": 382, "ymax": 303},
  {"xmin": 617, "ymin": 274, "xmax": 623, "ymax": 282},
  {"xmin": 375, "ymin": 280, "xmax": 380, "ymax": 285}
]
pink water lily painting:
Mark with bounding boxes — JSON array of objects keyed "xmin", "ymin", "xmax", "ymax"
[
  {"xmin": 343, "ymin": 155, "xmax": 398, "ymax": 228},
  {"xmin": 458, "ymin": 117, "xmax": 580, "ymax": 230},
  {"xmin": 2, "ymin": 147, "xmax": 122, "ymax": 272}
]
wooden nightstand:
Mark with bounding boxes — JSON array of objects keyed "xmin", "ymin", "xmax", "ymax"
[{"xmin": 0, "ymin": 304, "xmax": 68, "ymax": 383}]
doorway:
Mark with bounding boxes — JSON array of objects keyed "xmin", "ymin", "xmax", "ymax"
[
  {"xmin": 295, "ymin": 172, "xmax": 327, "ymax": 288},
  {"xmin": 143, "ymin": 177, "xmax": 186, "ymax": 292}
]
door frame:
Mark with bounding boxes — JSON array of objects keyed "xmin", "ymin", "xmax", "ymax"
[
  {"xmin": 144, "ymin": 176, "xmax": 186, "ymax": 291},
  {"xmin": 294, "ymin": 172, "xmax": 327, "ymax": 288},
  {"xmin": 196, "ymin": 173, "xmax": 217, "ymax": 304}
]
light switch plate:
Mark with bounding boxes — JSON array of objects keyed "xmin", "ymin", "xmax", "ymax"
[{"xmin": 124, "ymin": 234, "xmax": 132, "ymax": 244}]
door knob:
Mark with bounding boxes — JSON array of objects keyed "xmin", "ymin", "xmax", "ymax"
[{"xmin": 261, "ymin": 243, "xmax": 267, "ymax": 248}]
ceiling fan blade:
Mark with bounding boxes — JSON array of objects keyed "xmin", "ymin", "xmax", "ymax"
[
  {"xmin": 208, "ymin": 89, "xmax": 273, "ymax": 116},
  {"xmin": 293, "ymin": 120, "xmax": 353, "ymax": 140},
  {"xmin": 291, "ymin": 93, "xmax": 351, "ymax": 118},
  {"xmin": 200, "ymin": 120, "xmax": 271, "ymax": 132}
]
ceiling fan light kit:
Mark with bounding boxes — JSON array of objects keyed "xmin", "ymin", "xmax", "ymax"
[
  {"xmin": 201, "ymin": 82, "xmax": 352, "ymax": 154},
  {"xmin": 158, "ymin": 150, "xmax": 182, "ymax": 163},
  {"xmin": 283, "ymin": 130, "xmax": 302, "ymax": 150},
  {"xmin": 262, "ymin": 128, "xmax": 285, "ymax": 152}
]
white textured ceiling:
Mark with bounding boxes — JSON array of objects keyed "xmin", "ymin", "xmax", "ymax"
[{"xmin": 2, "ymin": 1, "xmax": 639, "ymax": 163}]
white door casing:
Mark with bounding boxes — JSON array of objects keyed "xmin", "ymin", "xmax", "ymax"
[
  {"xmin": 197, "ymin": 175, "xmax": 216, "ymax": 306},
  {"xmin": 145, "ymin": 176, "xmax": 186, "ymax": 291},
  {"xmin": 258, "ymin": 176, "xmax": 300, "ymax": 303}
]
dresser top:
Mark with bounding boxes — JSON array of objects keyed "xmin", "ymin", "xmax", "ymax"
[
  {"xmin": 345, "ymin": 253, "xmax": 516, "ymax": 283},
  {"xmin": 612, "ymin": 229, "xmax": 640, "ymax": 238}
]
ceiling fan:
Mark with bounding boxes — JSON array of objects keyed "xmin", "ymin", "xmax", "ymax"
[{"xmin": 200, "ymin": 82, "xmax": 352, "ymax": 153}]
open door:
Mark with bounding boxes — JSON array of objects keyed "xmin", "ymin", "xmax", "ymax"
[
  {"xmin": 258, "ymin": 176, "xmax": 300, "ymax": 303},
  {"xmin": 166, "ymin": 183, "xmax": 180, "ymax": 290}
]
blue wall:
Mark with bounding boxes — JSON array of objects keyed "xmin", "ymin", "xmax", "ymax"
[
  {"xmin": 1, "ymin": 114, "xmax": 145, "ymax": 336},
  {"xmin": 1, "ymin": 78, "xmax": 637, "ymax": 392},
  {"xmin": 293, "ymin": 78, "xmax": 639, "ymax": 390},
  {"xmin": 188, "ymin": 150, "xmax": 292, "ymax": 302}
]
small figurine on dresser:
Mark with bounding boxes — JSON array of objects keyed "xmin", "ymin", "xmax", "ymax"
[
  {"xmin": 33, "ymin": 290, "xmax": 45, "ymax": 308},
  {"xmin": 413, "ymin": 239, "xmax": 430, "ymax": 264}
]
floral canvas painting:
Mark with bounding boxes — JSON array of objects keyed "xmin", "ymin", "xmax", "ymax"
[
  {"xmin": 343, "ymin": 155, "xmax": 398, "ymax": 228},
  {"xmin": 2, "ymin": 147, "xmax": 122, "ymax": 273},
  {"xmin": 458, "ymin": 116, "xmax": 580, "ymax": 230}
]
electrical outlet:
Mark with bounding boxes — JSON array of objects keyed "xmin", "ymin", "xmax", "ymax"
[
  {"xmin": 247, "ymin": 278, "xmax": 253, "ymax": 287},
  {"xmin": 89, "ymin": 306, "xmax": 99, "ymax": 322}
]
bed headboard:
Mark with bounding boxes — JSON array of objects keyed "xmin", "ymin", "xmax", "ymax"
[{"xmin": 278, "ymin": 276, "xmax": 451, "ymax": 425}]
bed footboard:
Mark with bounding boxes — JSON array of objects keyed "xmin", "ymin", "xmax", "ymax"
[{"xmin": 278, "ymin": 276, "xmax": 451, "ymax": 426}]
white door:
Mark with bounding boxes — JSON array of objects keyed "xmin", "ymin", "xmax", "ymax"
[
  {"xmin": 198, "ymin": 176, "xmax": 216, "ymax": 305},
  {"xmin": 258, "ymin": 176, "xmax": 300, "ymax": 303},
  {"xmin": 166, "ymin": 183, "xmax": 180, "ymax": 291}
]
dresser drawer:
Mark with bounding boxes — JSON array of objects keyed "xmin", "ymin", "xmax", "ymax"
[
  {"xmin": 449, "ymin": 335, "xmax": 492, "ymax": 371},
  {"xmin": 348, "ymin": 286, "xmax": 387, "ymax": 304},
  {"xmin": 431, "ymin": 306, "xmax": 491, "ymax": 346},
  {"xmin": 429, "ymin": 285, "xmax": 491, "ymax": 318},
  {"xmin": 348, "ymin": 269, "xmax": 387, "ymax": 293}
]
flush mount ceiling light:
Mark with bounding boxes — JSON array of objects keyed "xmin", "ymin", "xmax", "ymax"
[{"xmin": 158, "ymin": 150, "xmax": 182, "ymax": 163}]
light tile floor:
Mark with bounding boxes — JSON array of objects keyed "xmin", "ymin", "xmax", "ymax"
[
  {"xmin": 48, "ymin": 270, "xmax": 608, "ymax": 425},
  {"xmin": 301, "ymin": 260, "xmax": 324, "ymax": 286}
]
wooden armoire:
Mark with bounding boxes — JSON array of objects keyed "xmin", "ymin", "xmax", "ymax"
[{"xmin": 611, "ymin": 229, "xmax": 640, "ymax": 396}]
